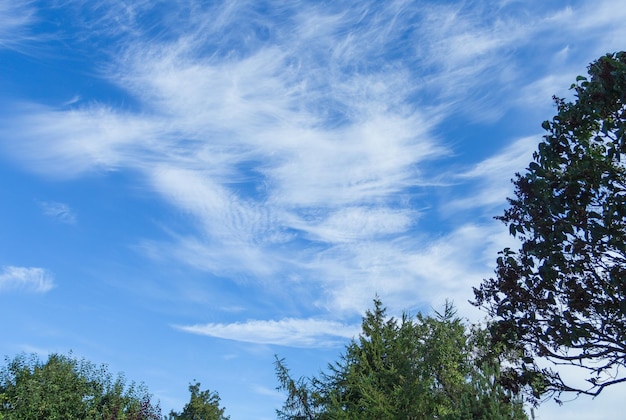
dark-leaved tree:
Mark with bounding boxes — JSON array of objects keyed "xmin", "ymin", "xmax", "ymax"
[{"xmin": 473, "ymin": 52, "xmax": 626, "ymax": 402}]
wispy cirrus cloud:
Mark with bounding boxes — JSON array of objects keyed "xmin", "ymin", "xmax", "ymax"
[
  {"xmin": 39, "ymin": 201, "xmax": 77, "ymax": 225},
  {"xmin": 0, "ymin": 1, "xmax": 37, "ymax": 51},
  {"xmin": 175, "ymin": 317, "xmax": 359, "ymax": 348},
  {"xmin": 1, "ymin": 0, "xmax": 624, "ymax": 324},
  {"xmin": 0, "ymin": 266, "xmax": 55, "ymax": 293},
  {"xmin": 3, "ymin": 104, "xmax": 156, "ymax": 177},
  {"xmin": 450, "ymin": 136, "xmax": 540, "ymax": 211}
]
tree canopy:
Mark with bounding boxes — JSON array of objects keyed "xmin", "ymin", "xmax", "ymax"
[
  {"xmin": 473, "ymin": 51, "xmax": 626, "ymax": 402},
  {"xmin": 0, "ymin": 352, "xmax": 161, "ymax": 419},
  {"xmin": 0, "ymin": 353, "xmax": 233, "ymax": 420},
  {"xmin": 168, "ymin": 381, "xmax": 229, "ymax": 420},
  {"xmin": 275, "ymin": 299, "xmax": 528, "ymax": 419}
]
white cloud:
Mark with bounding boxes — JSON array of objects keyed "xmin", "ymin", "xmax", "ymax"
[
  {"xmin": 39, "ymin": 201, "xmax": 77, "ymax": 224},
  {"xmin": 0, "ymin": 1, "xmax": 37, "ymax": 51},
  {"xmin": 0, "ymin": 266, "xmax": 55, "ymax": 293},
  {"xmin": 554, "ymin": 0, "xmax": 626, "ymax": 35},
  {"xmin": 1, "ymin": 0, "xmax": 624, "ymax": 322},
  {"xmin": 461, "ymin": 136, "xmax": 538, "ymax": 180},
  {"xmin": 450, "ymin": 136, "xmax": 540, "ymax": 210},
  {"xmin": 175, "ymin": 318, "xmax": 359, "ymax": 348},
  {"xmin": 252, "ymin": 385, "xmax": 284, "ymax": 400},
  {"xmin": 293, "ymin": 206, "xmax": 416, "ymax": 243},
  {"xmin": 312, "ymin": 221, "xmax": 510, "ymax": 318},
  {"xmin": 517, "ymin": 73, "xmax": 576, "ymax": 109},
  {"xmin": 1, "ymin": 104, "xmax": 158, "ymax": 177}
]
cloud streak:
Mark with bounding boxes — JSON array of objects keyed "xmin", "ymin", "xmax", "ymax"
[
  {"xmin": 0, "ymin": 266, "xmax": 55, "ymax": 293},
  {"xmin": 0, "ymin": 1, "xmax": 37, "ymax": 51},
  {"xmin": 175, "ymin": 317, "xmax": 360, "ymax": 348},
  {"xmin": 39, "ymin": 201, "xmax": 77, "ymax": 225}
]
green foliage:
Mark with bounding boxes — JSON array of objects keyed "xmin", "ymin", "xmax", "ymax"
[
  {"xmin": 0, "ymin": 352, "xmax": 161, "ymax": 419},
  {"xmin": 275, "ymin": 299, "xmax": 527, "ymax": 419},
  {"xmin": 473, "ymin": 52, "xmax": 626, "ymax": 401},
  {"xmin": 168, "ymin": 381, "xmax": 229, "ymax": 420}
]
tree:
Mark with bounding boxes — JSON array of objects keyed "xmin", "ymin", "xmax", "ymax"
[
  {"xmin": 473, "ymin": 52, "xmax": 626, "ymax": 402},
  {"xmin": 275, "ymin": 299, "xmax": 527, "ymax": 419},
  {"xmin": 0, "ymin": 352, "xmax": 161, "ymax": 419},
  {"xmin": 168, "ymin": 381, "xmax": 229, "ymax": 420}
]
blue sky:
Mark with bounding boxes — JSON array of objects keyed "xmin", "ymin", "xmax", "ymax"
[{"xmin": 0, "ymin": 0, "xmax": 624, "ymax": 418}]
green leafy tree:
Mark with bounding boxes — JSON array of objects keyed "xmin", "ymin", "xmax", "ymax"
[
  {"xmin": 168, "ymin": 381, "xmax": 229, "ymax": 420},
  {"xmin": 0, "ymin": 352, "xmax": 161, "ymax": 419},
  {"xmin": 473, "ymin": 51, "xmax": 626, "ymax": 402},
  {"xmin": 275, "ymin": 299, "xmax": 527, "ymax": 419}
]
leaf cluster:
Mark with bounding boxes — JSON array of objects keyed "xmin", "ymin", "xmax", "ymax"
[{"xmin": 473, "ymin": 51, "xmax": 626, "ymax": 402}]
